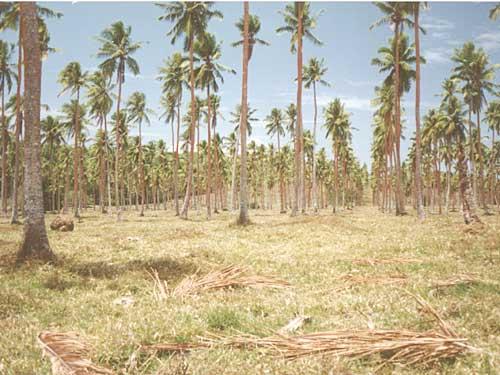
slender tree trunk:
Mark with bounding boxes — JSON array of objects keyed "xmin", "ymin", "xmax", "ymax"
[
  {"xmin": 213, "ymin": 119, "xmax": 219, "ymax": 214},
  {"xmin": 10, "ymin": 25, "xmax": 23, "ymax": 224},
  {"xmin": 292, "ymin": 2, "xmax": 304, "ymax": 217},
  {"xmin": 237, "ymin": 1, "xmax": 250, "ymax": 225},
  {"xmin": 457, "ymin": 141, "xmax": 481, "ymax": 224},
  {"xmin": 1, "ymin": 76, "xmax": 7, "ymax": 216},
  {"xmin": 476, "ymin": 110, "xmax": 488, "ymax": 212},
  {"xmin": 468, "ymin": 107, "xmax": 476, "ymax": 201},
  {"xmin": 139, "ymin": 121, "xmax": 145, "ymax": 216},
  {"xmin": 333, "ymin": 142, "xmax": 339, "ymax": 213},
  {"xmin": 115, "ymin": 62, "xmax": 123, "ymax": 220},
  {"xmin": 414, "ymin": 6, "xmax": 425, "ymax": 220},
  {"xmin": 98, "ymin": 119, "xmax": 106, "ymax": 213},
  {"xmin": 173, "ymin": 97, "xmax": 181, "ymax": 215},
  {"xmin": 312, "ymin": 81, "xmax": 318, "ymax": 213},
  {"xmin": 72, "ymin": 89, "xmax": 81, "ymax": 218},
  {"xmin": 180, "ymin": 35, "xmax": 196, "ymax": 219},
  {"xmin": 206, "ymin": 84, "xmax": 212, "ymax": 218},
  {"xmin": 17, "ymin": 2, "xmax": 54, "ymax": 262},
  {"xmin": 230, "ymin": 132, "xmax": 239, "ymax": 210}
]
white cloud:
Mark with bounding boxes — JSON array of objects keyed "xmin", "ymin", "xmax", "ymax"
[
  {"xmin": 344, "ymin": 79, "xmax": 376, "ymax": 88},
  {"xmin": 475, "ymin": 31, "xmax": 500, "ymax": 52},
  {"xmin": 423, "ymin": 48, "xmax": 451, "ymax": 64},
  {"xmin": 421, "ymin": 16, "xmax": 455, "ymax": 31}
]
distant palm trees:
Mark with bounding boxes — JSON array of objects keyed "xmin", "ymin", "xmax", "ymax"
[
  {"xmin": 277, "ymin": 1, "xmax": 322, "ymax": 216},
  {"xmin": 265, "ymin": 108, "xmax": 285, "ymax": 212},
  {"xmin": 303, "ymin": 57, "xmax": 329, "ymax": 213},
  {"xmin": 96, "ymin": 21, "xmax": 142, "ymax": 219},
  {"xmin": 58, "ymin": 61, "xmax": 88, "ymax": 218},
  {"xmin": 157, "ymin": 1, "xmax": 222, "ymax": 220}
]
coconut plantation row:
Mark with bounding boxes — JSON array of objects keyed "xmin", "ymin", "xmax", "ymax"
[{"xmin": 0, "ymin": 2, "xmax": 499, "ymax": 374}]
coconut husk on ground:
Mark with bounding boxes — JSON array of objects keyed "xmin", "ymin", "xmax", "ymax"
[
  {"xmin": 37, "ymin": 331, "xmax": 113, "ymax": 375},
  {"xmin": 151, "ymin": 265, "xmax": 290, "ymax": 298},
  {"xmin": 50, "ymin": 216, "xmax": 74, "ymax": 232}
]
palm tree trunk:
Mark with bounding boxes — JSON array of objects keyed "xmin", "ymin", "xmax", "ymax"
[
  {"xmin": 333, "ymin": 142, "xmax": 339, "ymax": 213},
  {"xmin": 477, "ymin": 110, "xmax": 488, "ymax": 212},
  {"xmin": 312, "ymin": 81, "xmax": 318, "ymax": 213},
  {"xmin": 457, "ymin": 141, "xmax": 481, "ymax": 224},
  {"xmin": 237, "ymin": 1, "xmax": 250, "ymax": 225},
  {"xmin": 104, "ymin": 116, "xmax": 112, "ymax": 214},
  {"xmin": 17, "ymin": 2, "xmax": 54, "ymax": 262},
  {"xmin": 230, "ymin": 132, "xmax": 239, "ymax": 210},
  {"xmin": 468, "ymin": 106, "xmax": 476, "ymax": 201},
  {"xmin": 1, "ymin": 76, "xmax": 7, "ymax": 216},
  {"xmin": 180, "ymin": 35, "xmax": 196, "ymax": 219},
  {"xmin": 206, "ymin": 84, "xmax": 212, "ymax": 218},
  {"xmin": 115, "ymin": 62, "xmax": 123, "ymax": 220},
  {"xmin": 10, "ymin": 20, "xmax": 23, "ymax": 224},
  {"xmin": 73, "ymin": 88, "xmax": 80, "ymax": 218},
  {"xmin": 139, "ymin": 122, "xmax": 145, "ymax": 216},
  {"xmin": 292, "ymin": 2, "xmax": 304, "ymax": 217},
  {"xmin": 414, "ymin": 5, "xmax": 425, "ymax": 220},
  {"xmin": 173, "ymin": 97, "xmax": 181, "ymax": 215}
]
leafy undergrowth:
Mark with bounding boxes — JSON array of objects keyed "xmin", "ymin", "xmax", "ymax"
[{"xmin": 0, "ymin": 206, "xmax": 499, "ymax": 374}]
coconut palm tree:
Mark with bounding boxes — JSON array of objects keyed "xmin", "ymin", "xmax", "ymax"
[
  {"xmin": 157, "ymin": 1, "xmax": 222, "ymax": 219},
  {"xmin": 194, "ymin": 32, "xmax": 234, "ymax": 218},
  {"xmin": 303, "ymin": 57, "xmax": 329, "ymax": 213},
  {"xmin": 231, "ymin": 14, "xmax": 269, "ymax": 61},
  {"xmin": 371, "ymin": 2, "xmax": 415, "ymax": 216},
  {"xmin": 324, "ymin": 98, "xmax": 350, "ymax": 213},
  {"xmin": 237, "ymin": 1, "xmax": 250, "ymax": 225},
  {"xmin": 127, "ymin": 91, "xmax": 153, "ymax": 217},
  {"xmin": 277, "ymin": 1, "xmax": 323, "ymax": 216},
  {"xmin": 17, "ymin": 2, "xmax": 54, "ymax": 262},
  {"xmin": 58, "ymin": 61, "xmax": 88, "ymax": 218},
  {"xmin": 96, "ymin": 21, "xmax": 142, "ymax": 219},
  {"xmin": 0, "ymin": 40, "xmax": 15, "ymax": 216},
  {"xmin": 86, "ymin": 70, "xmax": 114, "ymax": 213},
  {"xmin": 158, "ymin": 52, "xmax": 188, "ymax": 215}
]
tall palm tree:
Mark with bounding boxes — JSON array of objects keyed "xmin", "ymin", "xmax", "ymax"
[
  {"xmin": 86, "ymin": 70, "xmax": 114, "ymax": 213},
  {"xmin": 303, "ymin": 57, "xmax": 329, "ymax": 213},
  {"xmin": 324, "ymin": 98, "xmax": 350, "ymax": 213},
  {"xmin": 58, "ymin": 61, "xmax": 88, "ymax": 218},
  {"xmin": 371, "ymin": 2, "xmax": 414, "ymax": 216},
  {"xmin": 96, "ymin": 21, "xmax": 142, "ymax": 219},
  {"xmin": 157, "ymin": 1, "xmax": 222, "ymax": 220},
  {"xmin": 237, "ymin": 1, "xmax": 250, "ymax": 225},
  {"xmin": 231, "ymin": 14, "xmax": 270, "ymax": 61},
  {"xmin": 194, "ymin": 32, "xmax": 235, "ymax": 218},
  {"xmin": 127, "ymin": 91, "xmax": 153, "ymax": 217},
  {"xmin": 277, "ymin": 1, "xmax": 323, "ymax": 216},
  {"xmin": 158, "ymin": 52, "xmax": 188, "ymax": 215},
  {"xmin": 17, "ymin": 2, "xmax": 54, "ymax": 262},
  {"xmin": 265, "ymin": 108, "xmax": 286, "ymax": 212},
  {"xmin": 409, "ymin": 2, "xmax": 426, "ymax": 221},
  {"xmin": 0, "ymin": 40, "xmax": 15, "ymax": 216},
  {"xmin": 0, "ymin": 3, "xmax": 61, "ymax": 223}
]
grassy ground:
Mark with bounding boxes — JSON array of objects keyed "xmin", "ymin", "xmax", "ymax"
[{"xmin": 0, "ymin": 206, "xmax": 499, "ymax": 374}]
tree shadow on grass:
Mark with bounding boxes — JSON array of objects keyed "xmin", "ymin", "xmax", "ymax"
[{"xmin": 63, "ymin": 256, "xmax": 198, "ymax": 282}]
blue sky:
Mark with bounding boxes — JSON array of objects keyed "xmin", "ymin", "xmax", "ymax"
[{"xmin": 3, "ymin": 1, "xmax": 500, "ymax": 166}]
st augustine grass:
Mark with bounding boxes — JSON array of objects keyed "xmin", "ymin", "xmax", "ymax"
[{"xmin": 0, "ymin": 207, "xmax": 499, "ymax": 374}]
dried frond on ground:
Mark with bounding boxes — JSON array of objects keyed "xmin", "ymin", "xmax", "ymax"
[
  {"xmin": 199, "ymin": 296, "xmax": 476, "ymax": 369},
  {"xmin": 431, "ymin": 274, "xmax": 480, "ymax": 289},
  {"xmin": 346, "ymin": 257, "xmax": 421, "ymax": 266},
  {"xmin": 172, "ymin": 265, "xmax": 289, "ymax": 297},
  {"xmin": 140, "ymin": 342, "xmax": 209, "ymax": 353},
  {"xmin": 148, "ymin": 268, "xmax": 169, "ymax": 301},
  {"xmin": 37, "ymin": 331, "xmax": 113, "ymax": 375},
  {"xmin": 337, "ymin": 273, "xmax": 408, "ymax": 285}
]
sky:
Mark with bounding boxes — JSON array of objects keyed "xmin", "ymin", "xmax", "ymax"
[{"xmin": 3, "ymin": 1, "xmax": 500, "ymax": 167}]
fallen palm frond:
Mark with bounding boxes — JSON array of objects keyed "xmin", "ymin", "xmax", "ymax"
[
  {"xmin": 431, "ymin": 274, "xmax": 480, "ymax": 289},
  {"xmin": 337, "ymin": 273, "xmax": 408, "ymax": 285},
  {"xmin": 346, "ymin": 257, "xmax": 421, "ymax": 266},
  {"xmin": 171, "ymin": 265, "xmax": 289, "ymax": 297},
  {"xmin": 140, "ymin": 342, "xmax": 209, "ymax": 353},
  {"xmin": 147, "ymin": 268, "xmax": 169, "ymax": 301},
  {"xmin": 198, "ymin": 296, "xmax": 476, "ymax": 370},
  {"xmin": 37, "ymin": 331, "xmax": 114, "ymax": 375}
]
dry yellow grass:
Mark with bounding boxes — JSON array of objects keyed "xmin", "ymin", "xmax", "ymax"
[{"xmin": 0, "ymin": 206, "xmax": 499, "ymax": 374}]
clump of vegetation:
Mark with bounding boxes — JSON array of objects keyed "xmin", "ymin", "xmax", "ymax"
[{"xmin": 206, "ymin": 307, "xmax": 242, "ymax": 332}]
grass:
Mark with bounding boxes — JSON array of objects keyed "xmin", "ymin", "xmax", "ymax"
[{"xmin": 0, "ymin": 206, "xmax": 499, "ymax": 374}]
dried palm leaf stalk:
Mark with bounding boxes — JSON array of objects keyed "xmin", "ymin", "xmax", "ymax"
[
  {"xmin": 140, "ymin": 342, "xmax": 210, "ymax": 353},
  {"xmin": 147, "ymin": 268, "xmax": 169, "ymax": 301},
  {"xmin": 346, "ymin": 257, "xmax": 421, "ymax": 266},
  {"xmin": 37, "ymin": 331, "xmax": 114, "ymax": 375},
  {"xmin": 172, "ymin": 265, "xmax": 289, "ymax": 297},
  {"xmin": 337, "ymin": 273, "xmax": 408, "ymax": 285},
  {"xmin": 198, "ymin": 296, "xmax": 476, "ymax": 369},
  {"xmin": 431, "ymin": 274, "xmax": 479, "ymax": 289}
]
